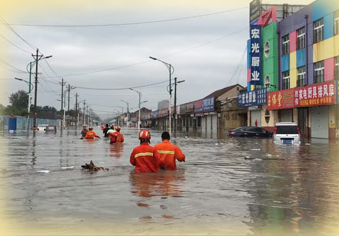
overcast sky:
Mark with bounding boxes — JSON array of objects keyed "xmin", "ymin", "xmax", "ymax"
[{"xmin": 0, "ymin": 0, "xmax": 314, "ymax": 120}]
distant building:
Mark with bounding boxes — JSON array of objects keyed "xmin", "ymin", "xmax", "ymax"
[{"xmin": 158, "ymin": 100, "xmax": 169, "ymax": 110}]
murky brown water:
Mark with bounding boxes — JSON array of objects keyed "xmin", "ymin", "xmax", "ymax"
[{"xmin": 1, "ymin": 127, "xmax": 339, "ymax": 235}]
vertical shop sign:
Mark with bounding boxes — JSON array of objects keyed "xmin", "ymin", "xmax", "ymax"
[{"xmin": 250, "ymin": 25, "xmax": 262, "ymax": 85}]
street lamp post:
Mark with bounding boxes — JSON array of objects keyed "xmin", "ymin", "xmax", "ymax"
[
  {"xmin": 32, "ymin": 48, "xmax": 52, "ymax": 137},
  {"xmin": 149, "ymin": 56, "xmax": 174, "ymax": 136},
  {"xmin": 14, "ymin": 77, "xmax": 34, "ymax": 137},
  {"xmin": 173, "ymin": 77, "xmax": 185, "ymax": 139},
  {"xmin": 129, "ymin": 88, "xmax": 141, "ymax": 133},
  {"xmin": 121, "ymin": 100, "xmax": 129, "ymax": 127}
]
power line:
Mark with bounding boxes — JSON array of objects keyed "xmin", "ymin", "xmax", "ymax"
[
  {"xmin": 8, "ymin": 7, "xmax": 248, "ymax": 28},
  {"xmin": 0, "ymin": 58, "xmax": 27, "ymax": 73},
  {"xmin": 39, "ymin": 27, "xmax": 248, "ymax": 79},
  {"xmin": 0, "ymin": 16, "xmax": 37, "ymax": 50},
  {"xmin": 73, "ymin": 80, "xmax": 168, "ymax": 90},
  {"xmin": 0, "ymin": 33, "xmax": 32, "ymax": 54}
]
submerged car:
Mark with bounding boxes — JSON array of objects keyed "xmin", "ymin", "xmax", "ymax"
[
  {"xmin": 44, "ymin": 125, "xmax": 57, "ymax": 133},
  {"xmin": 273, "ymin": 122, "xmax": 300, "ymax": 144},
  {"xmin": 228, "ymin": 126, "xmax": 273, "ymax": 137}
]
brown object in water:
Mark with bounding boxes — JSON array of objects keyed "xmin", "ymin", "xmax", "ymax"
[{"xmin": 81, "ymin": 160, "xmax": 109, "ymax": 171}]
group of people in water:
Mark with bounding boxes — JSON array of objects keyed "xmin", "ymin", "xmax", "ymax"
[{"xmin": 80, "ymin": 125, "xmax": 185, "ymax": 173}]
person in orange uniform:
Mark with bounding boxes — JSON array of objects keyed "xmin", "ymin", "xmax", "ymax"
[
  {"xmin": 130, "ymin": 129, "xmax": 158, "ymax": 173},
  {"xmin": 109, "ymin": 126, "xmax": 125, "ymax": 144},
  {"xmin": 84, "ymin": 127, "xmax": 101, "ymax": 139},
  {"xmin": 153, "ymin": 131, "xmax": 185, "ymax": 170}
]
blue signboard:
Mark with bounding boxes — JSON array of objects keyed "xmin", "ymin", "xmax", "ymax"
[
  {"xmin": 237, "ymin": 88, "xmax": 267, "ymax": 107},
  {"xmin": 250, "ymin": 25, "xmax": 262, "ymax": 85},
  {"xmin": 203, "ymin": 97, "xmax": 214, "ymax": 111}
]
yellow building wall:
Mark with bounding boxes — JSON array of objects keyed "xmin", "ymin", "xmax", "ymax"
[
  {"xmin": 290, "ymin": 52, "xmax": 297, "ymax": 88},
  {"xmin": 313, "ymin": 35, "xmax": 339, "ymax": 62}
]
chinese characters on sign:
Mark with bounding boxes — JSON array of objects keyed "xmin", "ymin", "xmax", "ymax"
[
  {"xmin": 267, "ymin": 89, "xmax": 295, "ymax": 110},
  {"xmin": 266, "ymin": 81, "xmax": 336, "ymax": 110},
  {"xmin": 203, "ymin": 97, "xmax": 214, "ymax": 111},
  {"xmin": 238, "ymin": 88, "xmax": 267, "ymax": 107},
  {"xmin": 294, "ymin": 81, "xmax": 335, "ymax": 106},
  {"xmin": 250, "ymin": 25, "xmax": 262, "ymax": 85}
]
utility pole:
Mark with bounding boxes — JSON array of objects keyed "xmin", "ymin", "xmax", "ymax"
[
  {"xmin": 67, "ymin": 84, "xmax": 71, "ymax": 113},
  {"xmin": 32, "ymin": 49, "xmax": 42, "ymax": 138},
  {"xmin": 75, "ymin": 93, "xmax": 79, "ymax": 132},
  {"xmin": 66, "ymin": 84, "xmax": 75, "ymax": 128},
  {"xmin": 32, "ymin": 49, "xmax": 52, "ymax": 137},
  {"xmin": 59, "ymin": 78, "xmax": 66, "ymax": 135},
  {"xmin": 174, "ymin": 77, "xmax": 177, "ymax": 139},
  {"xmin": 173, "ymin": 77, "xmax": 185, "ymax": 139},
  {"xmin": 83, "ymin": 100, "xmax": 86, "ymax": 126}
]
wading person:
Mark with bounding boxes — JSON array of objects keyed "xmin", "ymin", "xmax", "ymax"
[
  {"xmin": 81, "ymin": 125, "xmax": 88, "ymax": 138},
  {"xmin": 153, "ymin": 131, "xmax": 185, "ymax": 170},
  {"xmin": 130, "ymin": 129, "xmax": 158, "ymax": 173},
  {"xmin": 103, "ymin": 124, "xmax": 110, "ymax": 137},
  {"xmin": 84, "ymin": 127, "xmax": 101, "ymax": 139},
  {"xmin": 109, "ymin": 126, "xmax": 125, "ymax": 144}
]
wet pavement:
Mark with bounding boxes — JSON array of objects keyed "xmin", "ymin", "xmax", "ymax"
[{"xmin": 1, "ymin": 127, "xmax": 339, "ymax": 235}]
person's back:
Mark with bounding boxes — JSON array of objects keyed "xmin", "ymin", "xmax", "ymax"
[
  {"xmin": 81, "ymin": 126, "xmax": 88, "ymax": 138},
  {"xmin": 130, "ymin": 129, "xmax": 158, "ymax": 173},
  {"xmin": 109, "ymin": 126, "xmax": 125, "ymax": 144},
  {"xmin": 153, "ymin": 131, "xmax": 185, "ymax": 170},
  {"xmin": 103, "ymin": 124, "xmax": 110, "ymax": 137},
  {"xmin": 85, "ymin": 128, "xmax": 100, "ymax": 139}
]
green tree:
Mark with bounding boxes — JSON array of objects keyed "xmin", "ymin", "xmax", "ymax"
[
  {"xmin": 0, "ymin": 90, "xmax": 29, "ymax": 116},
  {"xmin": 9, "ymin": 90, "xmax": 28, "ymax": 110}
]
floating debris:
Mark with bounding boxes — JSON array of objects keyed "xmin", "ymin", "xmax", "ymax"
[
  {"xmin": 81, "ymin": 160, "xmax": 109, "ymax": 171},
  {"xmin": 36, "ymin": 170, "xmax": 50, "ymax": 173}
]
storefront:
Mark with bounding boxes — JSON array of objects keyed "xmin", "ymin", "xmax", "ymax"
[{"xmin": 267, "ymin": 80, "xmax": 337, "ymax": 139}]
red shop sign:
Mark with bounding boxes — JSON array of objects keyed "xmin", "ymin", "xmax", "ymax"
[
  {"xmin": 294, "ymin": 81, "xmax": 335, "ymax": 107},
  {"xmin": 267, "ymin": 88, "xmax": 295, "ymax": 110}
]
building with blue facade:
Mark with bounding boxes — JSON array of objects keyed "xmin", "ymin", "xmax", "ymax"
[{"xmin": 244, "ymin": 0, "xmax": 339, "ymax": 139}]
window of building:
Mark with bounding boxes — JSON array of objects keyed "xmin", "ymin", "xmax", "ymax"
[
  {"xmin": 314, "ymin": 61, "xmax": 324, "ymax": 83},
  {"xmin": 297, "ymin": 27, "xmax": 305, "ymax": 50},
  {"xmin": 264, "ymin": 41, "xmax": 270, "ymax": 57},
  {"xmin": 282, "ymin": 34, "xmax": 289, "ymax": 55},
  {"xmin": 297, "ymin": 66, "xmax": 306, "ymax": 87},
  {"xmin": 335, "ymin": 10, "xmax": 339, "ymax": 35},
  {"xmin": 282, "ymin": 71, "xmax": 290, "ymax": 90},
  {"xmin": 335, "ymin": 56, "xmax": 339, "ymax": 79},
  {"xmin": 313, "ymin": 18, "xmax": 324, "ymax": 43}
]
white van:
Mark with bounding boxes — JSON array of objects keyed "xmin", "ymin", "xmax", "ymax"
[{"xmin": 273, "ymin": 122, "xmax": 301, "ymax": 144}]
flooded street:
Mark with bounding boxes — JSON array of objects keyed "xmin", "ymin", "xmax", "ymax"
[{"xmin": 1, "ymin": 128, "xmax": 339, "ymax": 235}]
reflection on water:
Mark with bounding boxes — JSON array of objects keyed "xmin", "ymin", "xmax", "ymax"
[
  {"xmin": 0, "ymin": 129, "xmax": 339, "ymax": 235},
  {"xmin": 109, "ymin": 143, "xmax": 124, "ymax": 159},
  {"xmin": 129, "ymin": 170, "xmax": 185, "ymax": 198}
]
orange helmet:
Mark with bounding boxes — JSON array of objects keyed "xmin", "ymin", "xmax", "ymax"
[
  {"xmin": 139, "ymin": 129, "xmax": 151, "ymax": 140},
  {"xmin": 115, "ymin": 126, "xmax": 121, "ymax": 131}
]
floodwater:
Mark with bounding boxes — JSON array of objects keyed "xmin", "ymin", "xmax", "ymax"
[{"xmin": 1, "ymin": 127, "xmax": 339, "ymax": 235}]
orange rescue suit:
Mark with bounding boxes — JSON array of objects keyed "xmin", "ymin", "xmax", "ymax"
[
  {"xmin": 130, "ymin": 143, "xmax": 159, "ymax": 173},
  {"xmin": 153, "ymin": 140, "xmax": 185, "ymax": 170},
  {"xmin": 84, "ymin": 130, "xmax": 99, "ymax": 139},
  {"xmin": 109, "ymin": 131, "xmax": 125, "ymax": 144}
]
